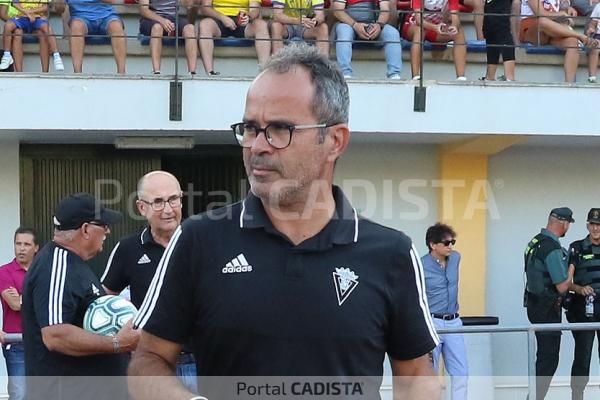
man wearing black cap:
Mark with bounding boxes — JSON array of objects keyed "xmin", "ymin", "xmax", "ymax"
[
  {"xmin": 524, "ymin": 207, "xmax": 574, "ymax": 400},
  {"xmin": 21, "ymin": 192, "xmax": 140, "ymax": 400},
  {"xmin": 566, "ymin": 208, "xmax": 600, "ymax": 400}
]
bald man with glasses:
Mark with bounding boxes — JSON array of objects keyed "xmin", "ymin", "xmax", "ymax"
[{"xmin": 101, "ymin": 170, "xmax": 197, "ymax": 392}]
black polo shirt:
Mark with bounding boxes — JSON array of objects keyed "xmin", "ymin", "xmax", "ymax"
[
  {"xmin": 22, "ymin": 242, "xmax": 128, "ymax": 400},
  {"xmin": 135, "ymin": 186, "xmax": 438, "ymax": 394},
  {"xmin": 101, "ymin": 227, "xmax": 166, "ymax": 309}
]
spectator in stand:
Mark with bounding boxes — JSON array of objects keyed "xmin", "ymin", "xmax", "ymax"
[
  {"xmin": 586, "ymin": 2, "xmax": 600, "ymax": 82},
  {"xmin": 198, "ymin": 0, "xmax": 270, "ymax": 76},
  {"xmin": 0, "ymin": 0, "xmax": 20, "ymax": 71},
  {"xmin": 139, "ymin": 0, "xmax": 198, "ymax": 75},
  {"xmin": 0, "ymin": 0, "xmax": 64, "ymax": 71},
  {"xmin": 463, "ymin": 0, "xmax": 485, "ymax": 45},
  {"xmin": 270, "ymin": 0, "xmax": 329, "ymax": 55},
  {"xmin": 0, "ymin": 227, "xmax": 39, "ymax": 400},
  {"xmin": 571, "ymin": 0, "xmax": 599, "ymax": 18},
  {"xmin": 482, "ymin": 0, "xmax": 517, "ymax": 80},
  {"xmin": 54, "ymin": 0, "xmax": 127, "ymax": 74},
  {"xmin": 519, "ymin": 0, "xmax": 599, "ymax": 82},
  {"xmin": 400, "ymin": 0, "xmax": 467, "ymax": 80},
  {"xmin": 333, "ymin": 0, "xmax": 403, "ymax": 79}
]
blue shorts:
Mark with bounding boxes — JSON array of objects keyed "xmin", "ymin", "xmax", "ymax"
[
  {"xmin": 70, "ymin": 13, "xmax": 122, "ymax": 35},
  {"xmin": 11, "ymin": 16, "xmax": 48, "ymax": 33},
  {"xmin": 286, "ymin": 24, "xmax": 306, "ymax": 40}
]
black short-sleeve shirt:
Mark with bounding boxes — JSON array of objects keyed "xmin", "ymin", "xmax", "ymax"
[
  {"xmin": 101, "ymin": 228, "xmax": 166, "ymax": 309},
  {"xmin": 22, "ymin": 242, "xmax": 128, "ymax": 399},
  {"xmin": 135, "ymin": 187, "xmax": 438, "ymax": 387}
]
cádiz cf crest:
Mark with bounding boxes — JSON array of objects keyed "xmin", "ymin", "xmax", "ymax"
[{"xmin": 333, "ymin": 267, "xmax": 359, "ymax": 306}]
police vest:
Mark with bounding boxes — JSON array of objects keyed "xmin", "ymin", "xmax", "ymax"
[
  {"xmin": 524, "ymin": 233, "xmax": 562, "ymax": 296},
  {"xmin": 571, "ymin": 239, "xmax": 600, "ymax": 294}
]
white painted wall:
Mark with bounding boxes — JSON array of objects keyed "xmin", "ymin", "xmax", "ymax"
[
  {"xmin": 0, "ymin": 139, "xmax": 20, "ymax": 396},
  {"xmin": 1, "ymin": 77, "xmax": 599, "ymax": 138},
  {"xmin": 488, "ymin": 145, "xmax": 600, "ymax": 398},
  {"xmin": 335, "ymin": 142, "xmax": 439, "ymax": 247}
]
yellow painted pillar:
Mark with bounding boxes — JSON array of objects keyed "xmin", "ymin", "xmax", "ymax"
[
  {"xmin": 437, "ymin": 153, "xmax": 488, "ymax": 315},
  {"xmin": 436, "ymin": 135, "xmax": 525, "ymax": 315}
]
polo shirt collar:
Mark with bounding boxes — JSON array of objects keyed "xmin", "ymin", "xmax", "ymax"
[
  {"xmin": 140, "ymin": 226, "xmax": 163, "ymax": 247},
  {"xmin": 239, "ymin": 185, "xmax": 359, "ymax": 249}
]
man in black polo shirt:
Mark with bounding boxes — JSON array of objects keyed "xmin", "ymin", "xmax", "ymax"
[
  {"xmin": 22, "ymin": 193, "xmax": 140, "ymax": 400},
  {"xmin": 101, "ymin": 170, "xmax": 197, "ymax": 391},
  {"xmin": 129, "ymin": 43, "xmax": 440, "ymax": 400}
]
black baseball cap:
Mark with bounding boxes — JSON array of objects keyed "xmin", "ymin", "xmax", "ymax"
[
  {"xmin": 550, "ymin": 207, "xmax": 575, "ymax": 223},
  {"xmin": 53, "ymin": 193, "xmax": 123, "ymax": 231},
  {"xmin": 587, "ymin": 208, "xmax": 600, "ymax": 223}
]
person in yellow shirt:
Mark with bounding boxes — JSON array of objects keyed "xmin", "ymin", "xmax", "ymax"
[
  {"xmin": 198, "ymin": 0, "xmax": 270, "ymax": 75},
  {"xmin": 271, "ymin": 0, "xmax": 328, "ymax": 55},
  {"xmin": 0, "ymin": 0, "xmax": 64, "ymax": 71}
]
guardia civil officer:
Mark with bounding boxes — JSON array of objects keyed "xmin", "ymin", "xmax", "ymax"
[
  {"xmin": 524, "ymin": 207, "xmax": 574, "ymax": 400},
  {"xmin": 566, "ymin": 208, "xmax": 600, "ymax": 400}
]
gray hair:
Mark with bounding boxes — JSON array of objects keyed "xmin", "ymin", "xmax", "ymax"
[
  {"xmin": 54, "ymin": 229, "xmax": 76, "ymax": 242},
  {"xmin": 261, "ymin": 43, "xmax": 349, "ymax": 130}
]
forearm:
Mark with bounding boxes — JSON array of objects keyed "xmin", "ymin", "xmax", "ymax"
[
  {"xmin": 392, "ymin": 356, "xmax": 441, "ymax": 400},
  {"xmin": 42, "ymin": 324, "xmax": 114, "ymax": 356},
  {"xmin": 333, "ymin": 7, "xmax": 356, "ymax": 26},
  {"xmin": 202, "ymin": 6, "xmax": 229, "ymax": 23},
  {"xmin": 128, "ymin": 350, "xmax": 192, "ymax": 400},
  {"xmin": 140, "ymin": 7, "xmax": 163, "ymax": 22},
  {"xmin": 273, "ymin": 9, "xmax": 301, "ymax": 24}
]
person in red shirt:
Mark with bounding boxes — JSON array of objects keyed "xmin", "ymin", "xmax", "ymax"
[
  {"xmin": 400, "ymin": 0, "xmax": 467, "ymax": 80},
  {"xmin": 0, "ymin": 227, "xmax": 39, "ymax": 400}
]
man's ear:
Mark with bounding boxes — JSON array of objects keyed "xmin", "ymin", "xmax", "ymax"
[{"xmin": 326, "ymin": 123, "xmax": 350, "ymax": 163}]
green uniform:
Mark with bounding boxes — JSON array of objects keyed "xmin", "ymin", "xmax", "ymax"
[
  {"xmin": 524, "ymin": 227, "xmax": 568, "ymax": 400},
  {"xmin": 525, "ymin": 228, "xmax": 568, "ymax": 298}
]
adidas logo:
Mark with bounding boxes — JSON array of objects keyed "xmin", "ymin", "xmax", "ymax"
[
  {"xmin": 137, "ymin": 254, "xmax": 151, "ymax": 264},
  {"xmin": 222, "ymin": 253, "xmax": 253, "ymax": 274}
]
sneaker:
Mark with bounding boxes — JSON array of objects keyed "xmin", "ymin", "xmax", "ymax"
[
  {"xmin": 412, "ymin": 75, "xmax": 421, "ymax": 80},
  {"xmin": 343, "ymin": 74, "xmax": 352, "ymax": 79},
  {"xmin": 388, "ymin": 73, "xmax": 402, "ymax": 80},
  {"xmin": 53, "ymin": 55, "xmax": 64, "ymax": 71},
  {"xmin": 208, "ymin": 70, "xmax": 220, "ymax": 76},
  {"xmin": 190, "ymin": 71, "xmax": 196, "ymax": 76},
  {"xmin": 0, "ymin": 54, "xmax": 14, "ymax": 70},
  {"xmin": 456, "ymin": 76, "xmax": 467, "ymax": 81},
  {"xmin": 152, "ymin": 70, "xmax": 161, "ymax": 75},
  {"xmin": 588, "ymin": 76, "xmax": 597, "ymax": 83}
]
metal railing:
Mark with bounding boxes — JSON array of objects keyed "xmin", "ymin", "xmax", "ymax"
[
  {"xmin": 437, "ymin": 321, "xmax": 600, "ymax": 400},
  {"xmin": 1, "ymin": 1, "xmax": 596, "ymax": 76}
]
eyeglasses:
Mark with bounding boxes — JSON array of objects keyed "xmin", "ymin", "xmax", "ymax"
[
  {"xmin": 230, "ymin": 122, "xmax": 336, "ymax": 149},
  {"xmin": 139, "ymin": 194, "xmax": 183, "ymax": 211},
  {"xmin": 440, "ymin": 239, "xmax": 456, "ymax": 246}
]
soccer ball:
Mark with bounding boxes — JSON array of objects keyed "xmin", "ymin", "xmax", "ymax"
[{"xmin": 83, "ymin": 295, "xmax": 138, "ymax": 336}]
